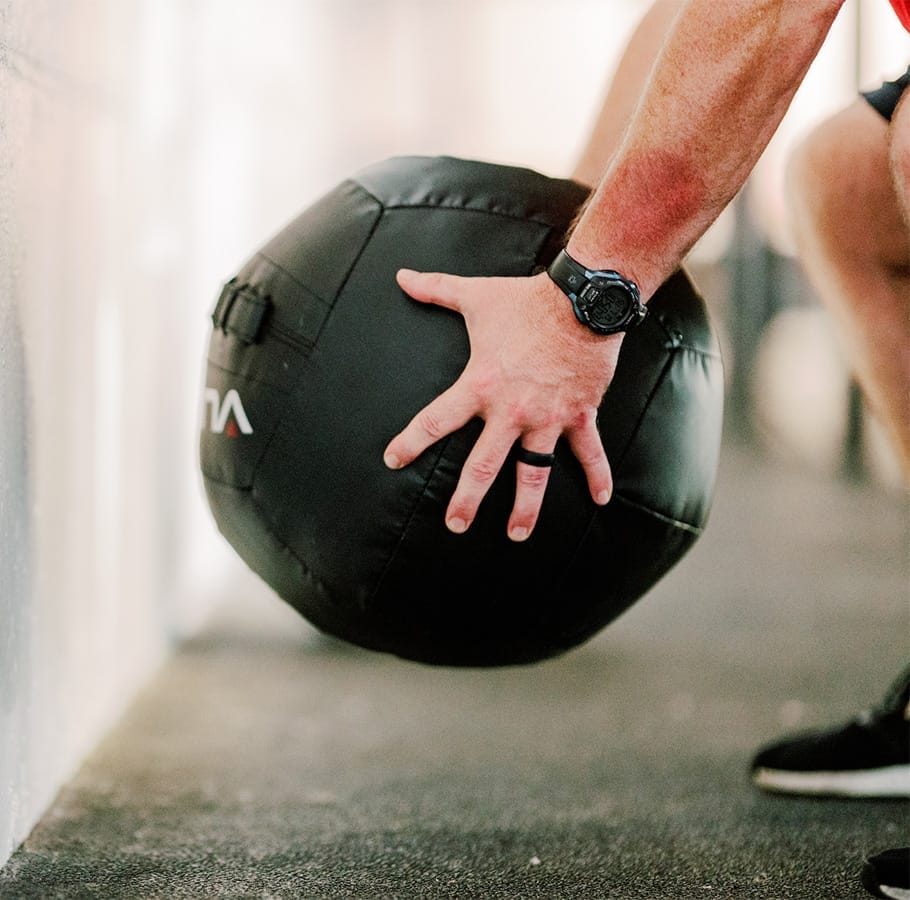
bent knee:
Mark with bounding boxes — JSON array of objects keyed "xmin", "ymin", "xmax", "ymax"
[
  {"xmin": 787, "ymin": 101, "xmax": 902, "ymax": 262},
  {"xmin": 787, "ymin": 102, "xmax": 884, "ymax": 208}
]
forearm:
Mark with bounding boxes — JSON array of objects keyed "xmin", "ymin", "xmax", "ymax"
[{"xmin": 568, "ymin": 0, "xmax": 846, "ymax": 299}]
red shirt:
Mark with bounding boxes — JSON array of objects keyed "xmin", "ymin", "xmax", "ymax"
[{"xmin": 892, "ymin": 0, "xmax": 910, "ymax": 32}]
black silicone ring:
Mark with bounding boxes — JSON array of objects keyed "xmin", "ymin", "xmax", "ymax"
[{"xmin": 515, "ymin": 447, "xmax": 556, "ymax": 467}]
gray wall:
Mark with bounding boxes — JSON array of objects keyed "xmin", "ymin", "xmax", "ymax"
[
  {"xmin": 4, "ymin": 2, "xmax": 126, "ymax": 859},
  {"xmin": 0, "ymin": 262, "xmax": 31, "ymax": 867},
  {"xmin": 0, "ymin": 1, "xmax": 197, "ymax": 861}
]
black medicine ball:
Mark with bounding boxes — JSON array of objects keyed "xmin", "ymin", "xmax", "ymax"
[{"xmin": 200, "ymin": 156, "xmax": 724, "ymax": 667}]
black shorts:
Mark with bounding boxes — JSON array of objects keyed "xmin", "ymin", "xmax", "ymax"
[{"xmin": 863, "ymin": 67, "xmax": 910, "ymax": 121}]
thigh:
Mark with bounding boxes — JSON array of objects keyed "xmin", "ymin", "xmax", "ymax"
[
  {"xmin": 799, "ymin": 98, "xmax": 908, "ymax": 270},
  {"xmin": 888, "ymin": 90, "xmax": 910, "ymax": 242}
]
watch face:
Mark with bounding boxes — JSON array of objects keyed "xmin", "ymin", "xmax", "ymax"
[{"xmin": 579, "ymin": 283, "xmax": 629, "ymax": 330}]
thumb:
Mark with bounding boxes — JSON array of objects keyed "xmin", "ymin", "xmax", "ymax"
[{"xmin": 396, "ymin": 269, "xmax": 472, "ymax": 313}]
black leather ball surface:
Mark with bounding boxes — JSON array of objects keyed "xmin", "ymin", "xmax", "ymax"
[{"xmin": 200, "ymin": 156, "xmax": 724, "ymax": 666}]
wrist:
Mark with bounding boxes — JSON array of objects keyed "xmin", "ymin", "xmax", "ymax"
[
  {"xmin": 564, "ymin": 237, "xmax": 644, "ymax": 297},
  {"xmin": 545, "ymin": 249, "xmax": 647, "ymax": 336},
  {"xmin": 535, "ymin": 272, "xmax": 625, "ymax": 361}
]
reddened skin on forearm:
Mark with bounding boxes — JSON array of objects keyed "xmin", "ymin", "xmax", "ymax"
[{"xmin": 568, "ymin": 0, "xmax": 847, "ymax": 300}]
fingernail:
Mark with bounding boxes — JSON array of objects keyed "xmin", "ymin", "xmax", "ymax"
[
  {"xmin": 509, "ymin": 526, "xmax": 529, "ymax": 543},
  {"xmin": 384, "ymin": 452, "xmax": 401, "ymax": 469},
  {"xmin": 447, "ymin": 517, "xmax": 467, "ymax": 534},
  {"xmin": 596, "ymin": 490, "xmax": 611, "ymax": 505}
]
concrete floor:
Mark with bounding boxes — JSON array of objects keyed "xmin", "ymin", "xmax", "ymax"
[{"xmin": 1, "ymin": 439, "xmax": 907, "ymax": 899}]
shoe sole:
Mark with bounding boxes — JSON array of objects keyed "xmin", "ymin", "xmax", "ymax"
[
  {"xmin": 862, "ymin": 862, "xmax": 910, "ymax": 900},
  {"xmin": 752, "ymin": 763, "xmax": 910, "ymax": 798},
  {"xmin": 861, "ymin": 854, "xmax": 910, "ymax": 899}
]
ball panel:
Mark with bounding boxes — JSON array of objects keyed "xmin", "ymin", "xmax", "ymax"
[
  {"xmin": 606, "ymin": 272, "xmax": 724, "ymax": 528},
  {"xmin": 254, "ymin": 180, "xmax": 383, "ymax": 341},
  {"xmin": 352, "ymin": 156, "xmax": 589, "ymax": 231},
  {"xmin": 251, "ymin": 206, "xmax": 554, "ymax": 612},
  {"xmin": 205, "ymin": 479, "xmax": 388, "ymax": 652},
  {"xmin": 614, "ymin": 342, "xmax": 724, "ymax": 528},
  {"xmin": 541, "ymin": 496, "xmax": 701, "ymax": 658}
]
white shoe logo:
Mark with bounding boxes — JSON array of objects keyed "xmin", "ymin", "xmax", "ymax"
[{"xmin": 203, "ymin": 387, "xmax": 253, "ymax": 437}]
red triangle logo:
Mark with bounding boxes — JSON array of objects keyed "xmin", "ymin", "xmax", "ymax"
[{"xmin": 225, "ymin": 419, "xmax": 239, "ymax": 438}]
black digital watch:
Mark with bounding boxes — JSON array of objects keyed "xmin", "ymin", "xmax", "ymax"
[{"xmin": 547, "ymin": 249, "xmax": 647, "ymax": 336}]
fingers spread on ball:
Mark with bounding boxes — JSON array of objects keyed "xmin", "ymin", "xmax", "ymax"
[
  {"xmin": 507, "ymin": 437, "xmax": 558, "ymax": 542},
  {"xmin": 567, "ymin": 416, "xmax": 613, "ymax": 505},
  {"xmin": 384, "ymin": 385, "xmax": 474, "ymax": 470},
  {"xmin": 444, "ymin": 427, "xmax": 517, "ymax": 535}
]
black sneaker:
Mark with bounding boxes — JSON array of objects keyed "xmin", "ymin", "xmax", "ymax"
[
  {"xmin": 861, "ymin": 847, "xmax": 910, "ymax": 899},
  {"xmin": 751, "ymin": 665, "xmax": 910, "ymax": 798}
]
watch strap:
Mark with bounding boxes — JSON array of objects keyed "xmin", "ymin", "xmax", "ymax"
[
  {"xmin": 547, "ymin": 249, "xmax": 646, "ymax": 335},
  {"xmin": 547, "ymin": 249, "xmax": 592, "ymax": 299}
]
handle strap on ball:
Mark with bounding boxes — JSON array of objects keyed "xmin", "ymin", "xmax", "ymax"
[{"xmin": 212, "ymin": 279, "xmax": 271, "ymax": 344}]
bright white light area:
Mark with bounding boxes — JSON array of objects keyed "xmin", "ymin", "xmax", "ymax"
[
  {"xmin": 93, "ymin": 295, "xmax": 123, "ymax": 667},
  {"xmin": 753, "ymin": 307, "xmax": 851, "ymax": 473}
]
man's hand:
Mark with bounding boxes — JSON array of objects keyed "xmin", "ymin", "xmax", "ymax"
[{"xmin": 383, "ymin": 268, "xmax": 621, "ymax": 542}]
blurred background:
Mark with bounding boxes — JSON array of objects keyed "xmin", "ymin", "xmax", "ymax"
[{"xmin": 0, "ymin": 0, "xmax": 906, "ymax": 870}]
